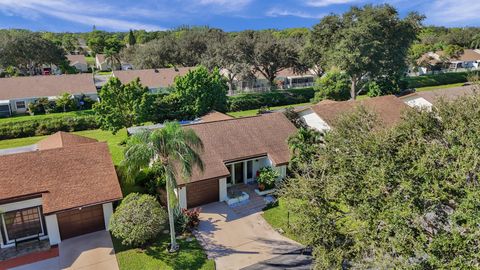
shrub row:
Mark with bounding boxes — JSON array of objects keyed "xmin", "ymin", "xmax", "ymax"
[
  {"xmin": 227, "ymin": 87, "xmax": 314, "ymax": 112},
  {"xmin": 403, "ymin": 71, "xmax": 479, "ymax": 89},
  {"xmin": 0, "ymin": 115, "xmax": 99, "ymax": 140}
]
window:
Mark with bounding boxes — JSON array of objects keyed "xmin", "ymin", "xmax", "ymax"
[
  {"xmin": 16, "ymin": 101, "xmax": 26, "ymax": 109},
  {"xmin": 2, "ymin": 207, "xmax": 43, "ymax": 240}
]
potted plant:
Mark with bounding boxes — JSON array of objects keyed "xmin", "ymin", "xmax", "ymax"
[{"xmin": 257, "ymin": 167, "xmax": 279, "ymax": 191}]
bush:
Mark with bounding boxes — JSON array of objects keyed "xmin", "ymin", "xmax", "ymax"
[
  {"xmin": 110, "ymin": 193, "xmax": 168, "ymax": 247},
  {"xmin": 28, "ymin": 97, "xmax": 56, "ymax": 115},
  {"xmin": 312, "ymin": 71, "xmax": 350, "ymax": 102},
  {"xmin": 174, "ymin": 208, "xmax": 201, "ymax": 234},
  {"xmin": 227, "ymin": 87, "xmax": 314, "ymax": 112},
  {"xmin": 403, "ymin": 71, "xmax": 479, "ymax": 89},
  {"xmin": 0, "ymin": 115, "xmax": 99, "ymax": 140},
  {"xmin": 257, "ymin": 167, "xmax": 280, "ymax": 191}
]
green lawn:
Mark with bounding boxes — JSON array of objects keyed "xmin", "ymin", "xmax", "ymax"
[
  {"xmin": 112, "ymin": 233, "xmax": 215, "ymax": 270},
  {"xmin": 96, "ymin": 71, "xmax": 113, "ymax": 75},
  {"xmin": 85, "ymin": 56, "xmax": 95, "ymax": 66},
  {"xmin": 228, "ymin": 102, "xmax": 313, "ymax": 118},
  {"xmin": 0, "ymin": 110, "xmax": 94, "ymax": 124},
  {"xmin": 415, "ymin": 82, "xmax": 465, "ymax": 92},
  {"xmin": 262, "ymin": 199, "xmax": 302, "ymax": 244}
]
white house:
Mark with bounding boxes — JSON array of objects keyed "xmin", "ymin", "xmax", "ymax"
[
  {"xmin": 298, "ymin": 95, "xmax": 408, "ymax": 133},
  {"xmin": 0, "ymin": 132, "xmax": 123, "ymax": 249},
  {"xmin": 0, "ymin": 74, "xmax": 97, "ymax": 116},
  {"xmin": 172, "ymin": 113, "xmax": 296, "ymax": 208},
  {"xmin": 416, "ymin": 49, "xmax": 480, "ymax": 75}
]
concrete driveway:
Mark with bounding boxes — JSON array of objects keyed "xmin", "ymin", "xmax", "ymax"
[
  {"xmin": 195, "ymin": 201, "xmax": 301, "ymax": 270},
  {"xmin": 11, "ymin": 231, "xmax": 118, "ymax": 270}
]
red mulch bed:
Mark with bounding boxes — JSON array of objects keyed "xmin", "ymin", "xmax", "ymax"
[{"xmin": 0, "ymin": 245, "xmax": 59, "ymax": 270}]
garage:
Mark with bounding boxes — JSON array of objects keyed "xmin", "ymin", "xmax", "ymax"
[
  {"xmin": 57, "ymin": 204, "xmax": 105, "ymax": 240},
  {"xmin": 186, "ymin": 179, "xmax": 219, "ymax": 208}
]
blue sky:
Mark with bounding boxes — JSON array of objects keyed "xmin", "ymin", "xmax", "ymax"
[{"xmin": 0, "ymin": 0, "xmax": 479, "ymax": 32}]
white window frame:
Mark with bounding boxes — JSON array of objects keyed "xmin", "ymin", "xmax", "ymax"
[{"xmin": 1, "ymin": 206, "xmax": 46, "ymax": 244}]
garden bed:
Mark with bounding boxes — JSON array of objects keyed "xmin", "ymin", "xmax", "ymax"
[
  {"xmin": 254, "ymin": 188, "xmax": 276, "ymax": 196},
  {"xmin": 226, "ymin": 191, "xmax": 249, "ymax": 206}
]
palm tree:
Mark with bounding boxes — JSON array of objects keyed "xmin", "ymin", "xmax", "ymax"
[
  {"xmin": 122, "ymin": 122, "xmax": 204, "ymax": 252},
  {"xmin": 471, "ymin": 34, "xmax": 480, "ymax": 49},
  {"xmin": 104, "ymin": 48, "xmax": 121, "ymax": 71}
]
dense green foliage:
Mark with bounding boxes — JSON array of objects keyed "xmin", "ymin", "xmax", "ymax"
[
  {"xmin": 0, "ymin": 115, "xmax": 99, "ymax": 139},
  {"xmin": 94, "ymin": 77, "xmax": 149, "ymax": 134},
  {"xmin": 227, "ymin": 87, "xmax": 314, "ymax": 111},
  {"xmin": 309, "ymin": 5, "xmax": 423, "ymax": 99},
  {"xmin": 257, "ymin": 167, "xmax": 280, "ymax": 190},
  {"xmin": 404, "ymin": 71, "xmax": 476, "ymax": 88},
  {"xmin": 312, "ymin": 70, "xmax": 350, "ymax": 102},
  {"xmin": 282, "ymin": 95, "xmax": 480, "ymax": 268},
  {"xmin": 110, "ymin": 193, "xmax": 168, "ymax": 247}
]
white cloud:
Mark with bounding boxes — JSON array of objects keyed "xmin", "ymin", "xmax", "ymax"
[
  {"xmin": 0, "ymin": 0, "xmax": 165, "ymax": 31},
  {"xmin": 305, "ymin": 0, "xmax": 359, "ymax": 7},
  {"xmin": 426, "ymin": 0, "xmax": 480, "ymax": 24},
  {"xmin": 266, "ymin": 8, "xmax": 325, "ymax": 19}
]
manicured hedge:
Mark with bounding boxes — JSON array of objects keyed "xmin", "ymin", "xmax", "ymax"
[
  {"xmin": 0, "ymin": 115, "xmax": 99, "ymax": 140},
  {"xmin": 227, "ymin": 87, "xmax": 314, "ymax": 112},
  {"xmin": 404, "ymin": 71, "xmax": 479, "ymax": 89}
]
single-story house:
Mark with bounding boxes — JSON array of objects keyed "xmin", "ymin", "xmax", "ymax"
[
  {"xmin": 416, "ymin": 49, "xmax": 480, "ymax": 75},
  {"xmin": 112, "ymin": 67, "xmax": 192, "ymax": 93},
  {"xmin": 0, "ymin": 74, "xmax": 97, "ymax": 116},
  {"xmin": 298, "ymin": 95, "xmax": 408, "ymax": 132},
  {"xmin": 0, "ymin": 132, "xmax": 123, "ymax": 249},
  {"xmin": 222, "ymin": 68, "xmax": 316, "ymax": 92},
  {"xmin": 95, "ymin": 54, "xmax": 110, "ymax": 71},
  {"xmin": 174, "ymin": 112, "xmax": 297, "ymax": 208},
  {"xmin": 66, "ymin": 55, "xmax": 88, "ymax": 73},
  {"xmin": 400, "ymin": 85, "xmax": 477, "ymax": 109}
]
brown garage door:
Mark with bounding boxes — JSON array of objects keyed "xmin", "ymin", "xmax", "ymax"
[
  {"xmin": 186, "ymin": 179, "xmax": 219, "ymax": 208},
  {"xmin": 57, "ymin": 205, "xmax": 105, "ymax": 240}
]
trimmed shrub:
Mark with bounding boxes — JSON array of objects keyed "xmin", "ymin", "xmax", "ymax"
[
  {"xmin": 403, "ymin": 71, "xmax": 479, "ymax": 89},
  {"xmin": 110, "ymin": 193, "xmax": 168, "ymax": 247},
  {"xmin": 312, "ymin": 71, "xmax": 350, "ymax": 102},
  {"xmin": 227, "ymin": 87, "xmax": 314, "ymax": 112},
  {"xmin": 0, "ymin": 115, "xmax": 99, "ymax": 140}
]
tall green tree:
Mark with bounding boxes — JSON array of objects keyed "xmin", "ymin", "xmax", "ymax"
[
  {"xmin": 312, "ymin": 70, "xmax": 350, "ymax": 102},
  {"xmin": 87, "ymin": 30, "xmax": 107, "ymax": 54},
  {"xmin": 311, "ymin": 5, "xmax": 423, "ymax": 99},
  {"xmin": 172, "ymin": 66, "xmax": 228, "ymax": 117},
  {"xmin": 127, "ymin": 29, "xmax": 137, "ymax": 46},
  {"xmin": 238, "ymin": 31, "xmax": 301, "ymax": 89},
  {"xmin": 104, "ymin": 47, "xmax": 121, "ymax": 71},
  {"xmin": 93, "ymin": 77, "xmax": 149, "ymax": 133},
  {"xmin": 282, "ymin": 95, "xmax": 480, "ymax": 268},
  {"xmin": 122, "ymin": 122, "xmax": 204, "ymax": 252},
  {"xmin": 0, "ymin": 30, "xmax": 66, "ymax": 75}
]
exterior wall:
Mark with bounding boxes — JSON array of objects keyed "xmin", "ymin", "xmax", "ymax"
[
  {"xmin": 401, "ymin": 95, "xmax": 433, "ymax": 109},
  {"xmin": 219, "ymin": 178, "xmax": 227, "ymax": 202},
  {"xmin": 45, "ymin": 214, "xmax": 61, "ymax": 245},
  {"xmin": 299, "ymin": 109, "xmax": 331, "ymax": 132},
  {"xmin": 6, "ymin": 92, "xmax": 98, "ymax": 115},
  {"xmin": 102, "ymin": 203, "xmax": 114, "ymax": 230},
  {"xmin": 73, "ymin": 63, "xmax": 88, "ymax": 72}
]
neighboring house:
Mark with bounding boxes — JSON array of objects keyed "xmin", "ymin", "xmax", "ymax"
[
  {"xmin": 174, "ymin": 112, "xmax": 297, "ymax": 208},
  {"xmin": 127, "ymin": 110, "xmax": 234, "ymax": 135},
  {"xmin": 112, "ymin": 67, "xmax": 192, "ymax": 93},
  {"xmin": 0, "ymin": 74, "xmax": 97, "ymax": 116},
  {"xmin": 416, "ymin": 49, "xmax": 480, "ymax": 75},
  {"xmin": 400, "ymin": 85, "xmax": 477, "ymax": 109},
  {"xmin": 0, "ymin": 132, "xmax": 123, "ymax": 249},
  {"xmin": 298, "ymin": 95, "xmax": 408, "ymax": 132},
  {"xmin": 222, "ymin": 68, "xmax": 316, "ymax": 93},
  {"xmin": 66, "ymin": 55, "xmax": 88, "ymax": 72},
  {"xmin": 95, "ymin": 54, "xmax": 110, "ymax": 71}
]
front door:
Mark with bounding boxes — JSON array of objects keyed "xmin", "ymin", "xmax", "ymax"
[{"xmin": 234, "ymin": 162, "xmax": 244, "ymax": 184}]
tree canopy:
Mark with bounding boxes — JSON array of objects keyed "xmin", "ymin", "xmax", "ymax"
[
  {"xmin": 93, "ymin": 77, "xmax": 149, "ymax": 133},
  {"xmin": 281, "ymin": 94, "xmax": 480, "ymax": 268}
]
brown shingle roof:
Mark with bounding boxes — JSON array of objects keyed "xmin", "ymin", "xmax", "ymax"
[
  {"xmin": 178, "ymin": 113, "xmax": 297, "ymax": 184},
  {"xmin": 37, "ymin": 131, "xmax": 98, "ymax": 150},
  {"xmin": 66, "ymin": 55, "xmax": 87, "ymax": 65},
  {"xmin": 437, "ymin": 49, "xmax": 480, "ymax": 62},
  {"xmin": 0, "ymin": 74, "xmax": 96, "ymax": 100},
  {"xmin": 199, "ymin": 111, "xmax": 233, "ymax": 123},
  {"xmin": 0, "ymin": 135, "xmax": 122, "ymax": 214},
  {"xmin": 113, "ymin": 67, "xmax": 192, "ymax": 88},
  {"xmin": 309, "ymin": 95, "xmax": 408, "ymax": 128},
  {"xmin": 413, "ymin": 85, "xmax": 477, "ymax": 104}
]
